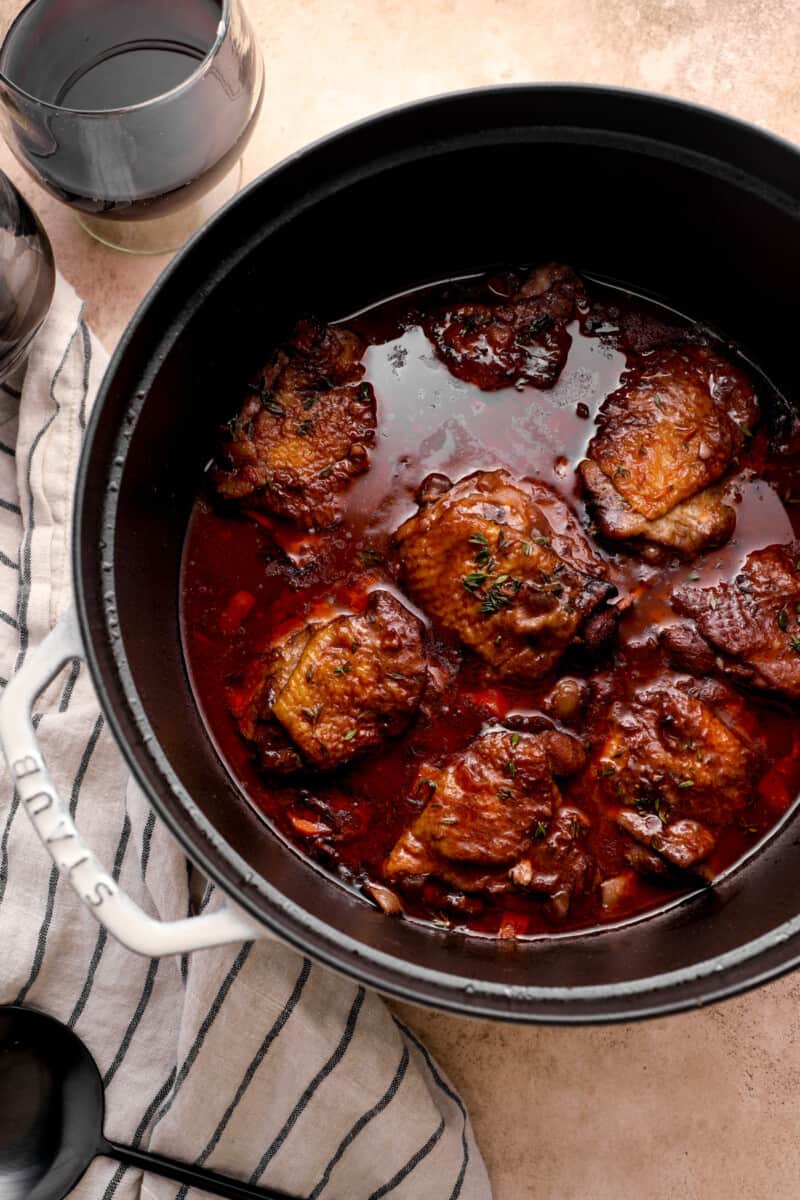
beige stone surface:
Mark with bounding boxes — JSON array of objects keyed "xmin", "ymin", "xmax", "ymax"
[{"xmin": 3, "ymin": 1, "xmax": 800, "ymax": 1196}]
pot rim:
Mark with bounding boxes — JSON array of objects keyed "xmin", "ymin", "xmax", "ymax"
[{"xmin": 73, "ymin": 82, "xmax": 800, "ymax": 1023}]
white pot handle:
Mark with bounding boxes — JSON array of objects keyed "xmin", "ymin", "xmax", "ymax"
[{"xmin": 0, "ymin": 606, "xmax": 266, "ymax": 956}]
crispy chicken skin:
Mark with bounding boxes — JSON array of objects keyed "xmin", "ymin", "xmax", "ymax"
[
  {"xmin": 669, "ymin": 542, "xmax": 800, "ymax": 701},
  {"xmin": 228, "ymin": 590, "xmax": 427, "ymax": 771},
  {"xmin": 579, "ymin": 345, "xmax": 758, "ymax": 557},
  {"xmin": 424, "ymin": 263, "xmax": 583, "ymax": 391},
  {"xmin": 595, "ymin": 685, "xmax": 757, "ymax": 827},
  {"xmin": 384, "ymin": 728, "xmax": 591, "ymax": 916},
  {"xmin": 213, "ymin": 318, "xmax": 376, "ymax": 528},
  {"xmin": 579, "ymin": 461, "xmax": 735, "ymax": 561},
  {"xmin": 395, "ymin": 470, "xmax": 615, "ymax": 682}
]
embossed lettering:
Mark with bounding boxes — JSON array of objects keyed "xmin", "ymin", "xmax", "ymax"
[
  {"xmin": 85, "ymin": 881, "xmax": 114, "ymax": 908},
  {"xmin": 13, "ymin": 754, "xmax": 40, "ymax": 779},
  {"xmin": 45, "ymin": 820, "xmax": 75, "ymax": 845},
  {"xmin": 26, "ymin": 790, "xmax": 53, "ymax": 817}
]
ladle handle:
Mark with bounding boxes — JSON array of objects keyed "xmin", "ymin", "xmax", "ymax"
[
  {"xmin": 105, "ymin": 1138, "xmax": 297, "ymax": 1200},
  {"xmin": 0, "ymin": 606, "xmax": 267, "ymax": 956}
]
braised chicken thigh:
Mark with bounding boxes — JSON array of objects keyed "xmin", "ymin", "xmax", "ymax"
[
  {"xmin": 425, "ymin": 262, "xmax": 582, "ymax": 391},
  {"xmin": 579, "ymin": 345, "xmax": 758, "ymax": 558},
  {"xmin": 384, "ymin": 728, "xmax": 592, "ymax": 916},
  {"xmin": 214, "ymin": 318, "xmax": 377, "ymax": 528},
  {"xmin": 669, "ymin": 542, "xmax": 800, "ymax": 701},
  {"xmin": 396, "ymin": 469, "xmax": 615, "ymax": 681},
  {"xmin": 228, "ymin": 590, "xmax": 427, "ymax": 771}
]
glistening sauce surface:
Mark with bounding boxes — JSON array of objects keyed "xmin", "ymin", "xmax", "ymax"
[{"xmin": 180, "ymin": 274, "xmax": 800, "ymax": 938}]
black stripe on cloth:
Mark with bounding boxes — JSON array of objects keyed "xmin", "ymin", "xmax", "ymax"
[
  {"xmin": 149, "ymin": 941, "xmax": 254, "ymax": 1132},
  {"xmin": 78, "ymin": 318, "xmax": 92, "ymax": 432},
  {"xmin": 173, "ymin": 956, "xmax": 313, "ymax": 1200},
  {"xmin": 58, "ymin": 658, "xmax": 81, "ymax": 712},
  {"xmin": 0, "ymin": 676, "xmax": 7, "ymax": 688},
  {"xmin": 100, "ymin": 1065, "xmax": 178, "ymax": 1200},
  {"xmin": 67, "ymin": 813, "xmax": 132, "ymax": 1029},
  {"xmin": 367, "ymin": 1116, "xmax": 446, "ymax": 1200},
  {"xmin": 249, "ymin": 986, "xmax": 366, "ymax": 1184},
  {"xmin": 180, "ymin": 858, "xmax": 193, "ymax": 986},
  {"xmin": 103, "ymin": 955, "xmax": 160, "ymax": 1088},
  {"xmin": 198, "ymin": 878, "xmax": 214, "ymax": 913},
  {"xmin": 0, "ymin": 608, "xmax": 17, "ymax": 628},
  {"xmin": 139, "ymin": 808, "xmax": 156, "ymax": 878},
  {"xmin": 15, "ymin": 311, "xmax": 83, "ymax": 673},
  {"xmin": 2, "ymin": 381, "xmax": 20, "ymax": 399},
  {"xmin": 0, "ymin": 548, "xmax": 19, "ymax": 570},
  {"xmin": 310, "ymin": 1042, "xmax": 411, "ymax": 1200},
  {"xmin": 0, "ymin": 440, "xmax": 15, "ymax": 457},
  {"xmin": 0, "ymin": 496, "xmax": 21, "ymax": 515},
  {"xmin": 393, "ymin": 1018, "xmax": 469, "ymax": 1200},
  {"xmin": 14, "ymin": 714, "xmax": 104, "ymax": 1005}
]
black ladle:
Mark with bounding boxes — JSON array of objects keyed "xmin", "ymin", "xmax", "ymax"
[{"xmin": 0, "ymin": 1005, "xmax": 298, "ymax": 1200}]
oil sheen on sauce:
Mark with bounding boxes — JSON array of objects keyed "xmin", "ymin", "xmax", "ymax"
[{"xmin": 180, "ymin": 273, "xmax": 800, "ymax": 940}]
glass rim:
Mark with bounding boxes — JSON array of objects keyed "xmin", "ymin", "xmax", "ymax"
[{"xmin": 0, "ymin": 0, "xmax": 231, "ymax": 117}]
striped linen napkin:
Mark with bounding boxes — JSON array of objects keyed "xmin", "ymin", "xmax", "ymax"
[{"xmin": 0, "ymin": 274, "xmax": 491, "ymax": 1200}]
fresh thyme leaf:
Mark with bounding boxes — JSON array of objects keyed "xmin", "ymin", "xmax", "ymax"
[
  {"xmin": 614, "ymin": 466, "xmax": 629, "ymax": 478},
  {"xmin": 497, "ymin": 786, "xmax": 514, "ymax": 800},
  {"xmin": 505, "ymin": 759, "xmax": 517, "ymax": 779},
  {"xmin": 468, "ymin": 533, "xmax": 489, "ymax": 546},
  {"xmin": 305, "ymin": 666, "xmax": 315, "ymax": 682},
  {"xmin": 303, "ymin": 395, "xmax": 317, "ymax": 410},
  {"xmin": 333, "ymin": 662, "xmax": 351, "ymax": 676},
  {"xmin": 318, "ymin": 465, "xmax": 333, "ymax": 479},
  {"xmin": 419, "ymin": 778, "xmax": 437, "ymax": 790},
  {"xmin": 688, "ymin": 571, "xmax": 700, "ymax": 581},
  {"xmin": 343, "ymin": 728, "xmax": 357, "ymax": 741},
  {"xmin": 533, "ymin": 821, "xmax": 548, "ymax": 839},
  {"xmin": 302, "ymin": 704, "xmax": 323, "ymax": 725},
  {"xmin": 263, "ymin": 399, "xmax": 285, "ymax": 417},
  {"xmin": 599, "ymin": 763, "xmax": 617, "ymax": 777},
  {"xmin": 479, "ymin": 577, "xmax": 521, "ymax": 616},
  {"xmin": 297, "ymin": 419, "xmax": 314, "ymax": 435},
  {"xmin": 521, "ymin": 542, "xmax": 532, "ymax": 556},
  {"xmin": 653, "ymin": 394, "xmax": 665, "ymax": 411},
  {"xmin": 475, "ymin": 548, "xmax": 491, "ymax": 567},
  {"xmin": 533, "ymin": 535, "xmax": 550, "ymax": 547},
  {"xmin": 790, "ymin": 635, "xmax": 800, "ymax": 653},
  {"xmin": 462, "ymin": 571, "xmax": 488, "ymax": 592},
  {"xmin": 356, "ymin": 382, "xmax": 372, "ymax": 401},
  {"xmin": 387, "ymin": 672, "xmax": 407, "ymax": 681},
  {"xmin": 778, "ymin": 608, "xmax": 789, "ymax": 631},
  {"xmin": 511, "ymin": 733, "xmax": 520, "ymax": 748},
  {"xmin": 677, "ymin": 779, "xmax": 694, "ymax": 789},
  {"xmin": 709, "ymin": 595, "xmax": 717, "ymax": 610}
]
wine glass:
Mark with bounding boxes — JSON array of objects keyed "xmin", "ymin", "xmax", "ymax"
[
  {"xmin": 0, "ymin": 167, "xmax": 54, "ymax": 383},
  {"xmin": 0, "ymin": 0, "xmax": 264, "ymax": 255}
]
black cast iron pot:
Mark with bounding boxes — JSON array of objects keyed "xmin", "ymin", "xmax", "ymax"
[{"xmin": 6, "ymin": 85, "xmax": 800, "ymax": 1024}]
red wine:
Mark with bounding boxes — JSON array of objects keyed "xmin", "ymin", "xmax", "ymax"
[{"xmin": 0, "ymin": 0, "xmax": 263, "ymax": 219}]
